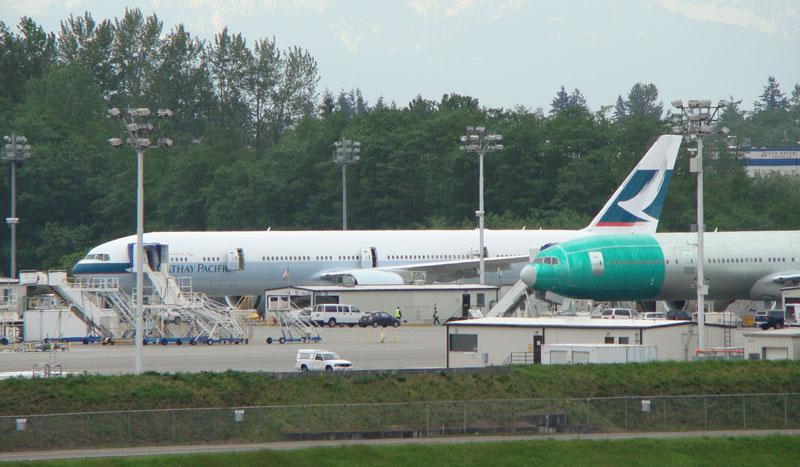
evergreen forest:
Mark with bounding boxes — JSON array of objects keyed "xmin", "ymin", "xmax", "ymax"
[{"xmin": 1, "ymin": 9, "xmax": 800, "ymax": 272}]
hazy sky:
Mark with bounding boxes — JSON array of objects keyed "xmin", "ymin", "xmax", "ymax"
[{"xmin": 3, "ymin": 0, "xmax": 798, "ymax": 112}]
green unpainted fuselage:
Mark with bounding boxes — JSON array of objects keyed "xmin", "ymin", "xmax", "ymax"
[{"xmin": 530, "ymin": 232, "xmax": 800, "ymax": 302}]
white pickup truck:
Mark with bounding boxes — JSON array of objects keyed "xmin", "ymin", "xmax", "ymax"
[{"xmin": 295, "ymin": 349, "xmax": 353, "ymax": 372}]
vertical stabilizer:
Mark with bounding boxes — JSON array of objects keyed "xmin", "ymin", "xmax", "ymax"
[{"xmin": 583, "ymin": 135, "xmax": 682, "ymax": 234}]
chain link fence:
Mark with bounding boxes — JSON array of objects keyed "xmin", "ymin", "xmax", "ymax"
[{"xmin": 2, "ymin": 393, "xmax": 799, "ymax": 452}]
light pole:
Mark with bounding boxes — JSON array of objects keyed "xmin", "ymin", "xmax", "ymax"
[
  {"xmin": 332, "ymin": 139, "xmax": 360, "ymax": 230},
  {"xmin": 108, "ymin": 107, "xmax": 172, "ymax": 375},
  {"xmin": 460, "ymin": 127, "xmax": 503, "ymax": 285},
  {"xmin": 3, "ymin": 134, "xmax": 31, "ymax": 279},
  {"xmin": 671, "ymin": 99, "xmax": 729, "ymax": 353}
]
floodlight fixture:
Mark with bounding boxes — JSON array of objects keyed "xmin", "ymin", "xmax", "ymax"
[
  {"xmin": 108, "ymin": 138, "xmax": 123, "ymax": 147},
  {"xmin": 156, "ymin": 108, "xmax": 174, "ymax": 118}
]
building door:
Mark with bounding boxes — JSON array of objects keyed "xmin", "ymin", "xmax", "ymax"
[
  {"xmin": 533, "ymin": 335, "xmax": 543, "ymax": 364},
  {"xmin": 462, "ymin": 294, "xmax": 470, "ymax": 316}
]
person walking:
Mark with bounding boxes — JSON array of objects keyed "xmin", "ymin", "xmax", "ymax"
[
  {"xmin": 432, "ymin": 304, "xmax": 440, "ymax": 326},
  {"xmin": 394, "ymin": 305, "xmax": 402, "ymax": 322}
]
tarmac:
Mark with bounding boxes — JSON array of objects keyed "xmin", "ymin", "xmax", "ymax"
[{"xmin": 0, "ymin": 325, "xmax": 446, "ymax": 375}]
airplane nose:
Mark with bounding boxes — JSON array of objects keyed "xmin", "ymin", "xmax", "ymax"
[{"xmin": 520, "ymin": 265, "xmax": 537, "ymax": 287}]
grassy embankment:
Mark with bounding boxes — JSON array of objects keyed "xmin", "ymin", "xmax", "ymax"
[
  {"xmin": 1, "ymin": 360, "xmax": 799, "ymax": 415},
  {"xmin": 10, "ymin": 436, "xmax": 800, "ymax": 466}
]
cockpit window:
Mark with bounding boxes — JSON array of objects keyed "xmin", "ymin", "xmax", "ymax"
[
  {"xmin": 84, "ymin": 253, "xmax": 110, "ymax": 262},
  {"xmin": 533, "ymin": 257, "xmax": 559, "ymax": 265}
]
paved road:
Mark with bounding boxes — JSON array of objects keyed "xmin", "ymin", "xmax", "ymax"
[
  {"xmin": 0, "ymin": 326, "xmax": 446, "ymax": 375},
  {"xmin": 2, "ymin": 429, "xmax": 799, "ymax": 462}
]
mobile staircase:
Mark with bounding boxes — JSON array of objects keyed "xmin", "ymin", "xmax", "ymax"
[
  {"xmin": 265, "ymin": 296, "xmax": 321, "ymax": 344},
  {"xmin": 486, "ymin": 280, "xmax": 533, "ymax": 317},
  {"xmin": 142, "ymin": 263, "xmax": 248, "ymax": 344},
  {"xmin": 29, "ymin": 270, "xmax": 124, "ymax": 341}
]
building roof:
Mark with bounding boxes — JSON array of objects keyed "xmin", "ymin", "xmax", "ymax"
[
  {"xmin": 447, "ymin": 317, "xmax": 689, "ymax": 329},
  {"xmin": 741, "ymin": 328, "xmax": 800, "ymax": 337},
  {"xmin": 267, "ymin": 284, "xmax": 499, "ymax": 293}
]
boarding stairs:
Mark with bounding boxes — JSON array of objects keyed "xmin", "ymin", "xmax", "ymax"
[
  {"xmin": 143, "ymin": 263, "xmax": 246, "ymax": 341},
  {"xmin": 38, "ymin": 271, "xmax": 119, "ymax": 338},
  {"xmin": 487, "ymin": 280, "xmax": 533, "ymax": 317}
]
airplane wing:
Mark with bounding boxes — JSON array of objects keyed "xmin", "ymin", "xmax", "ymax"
[{"xmin": 317, "ymin": 255, "xmax": 530, "ymax": 286}]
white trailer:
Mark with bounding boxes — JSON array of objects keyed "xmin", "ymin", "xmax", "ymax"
[{"xmin": 542, "ymin": 344, "xmax": 657, "ymax": 365}]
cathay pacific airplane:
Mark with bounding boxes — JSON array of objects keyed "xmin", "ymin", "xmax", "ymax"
[
  {"xmin": 520, "ymin": 231, "xmax": 800, "ymax": 303},
  {"xmin": 73, "ymin": 135, "xmax": 682, "ymax": 297}
]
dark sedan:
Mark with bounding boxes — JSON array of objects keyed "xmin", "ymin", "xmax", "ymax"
[{"xmin": 358, "ymin": 312, "xmax": 401, "ymax": 328}]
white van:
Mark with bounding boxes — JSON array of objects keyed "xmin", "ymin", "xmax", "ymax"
[
  {"xmin": 310, "ymin": 304, "xmax": 365, "ymax": 327},
  {"xmin": 295, "ymin": 349, "xmax": 353, "ymax": 372}
]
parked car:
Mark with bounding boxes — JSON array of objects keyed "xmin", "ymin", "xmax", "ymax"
[
  {"xmin": 358, "ymin": 312, "xmax": 400, "ymax": 328},
  {"xmin": 599, "ymin": 308, "xmax": 636, "ymax": 319},
  {"xmin": 755, "ymin": 310, "xmax": 785, "ymax": 330},
  {"xmin": 444, "ymin": 309, "xmax": 484, "ymax": 324},
  {"xmin": 639, "ymin": 312, "xmax": 667, "ymax": 320},
  {"xmin": 295, "ymin": 349, "xmax": 353, "ymax": 372},
  {"xmin": 310, "ymin": 304, "xmax": 365, "ymax": 327},
  {"xmin": 666, "ymin": 310, "xmax": 691, "ymax": 321}
]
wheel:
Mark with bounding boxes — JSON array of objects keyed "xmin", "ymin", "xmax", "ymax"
[
  {"xmin": 0, "ymin": 337, "xmax": 8, "ymax": 346},
  {"xmin": 301, "ymin": 364, "xmax": 309, "ymax": 372},
  {"xmin": 348, "ymin": 324, "xmax": 355, "ymax": 328},
  {"xmin": 393, "ymin": 321, "xmax": 400, "ymax": 328},
  {"xmin": 207, "ymin": 339, "xmax": 214, "ymax": 345},
  {"xmin": 372, "ymin": 321, "xmax": 379, "ymax": 328},
  {"xmin": 325, "ymin": 366, "xmax": 333, "ymax": 372},
  {"xmin": 160, "ymin": 338, "xmax": 168, "ymax": 345},
  {"xmin": 266, "ymin": 337, "xmax": 273, "ymax": 344},
  {"xmin": 176, "ymin": 340, "xmax": 183, "ymax": 345},
  {"xmin": 279, "ymin": 337, "xmax": 286, "ymax": 344},
  {"xmin": 109, "ymin": 340, "xmax": 115, "ymax": 346},
  {"xmin": 328, "ymin": 318, "xmax": 337, "ymax": 327},
  {"xmin": 190, "ymin": 339, "xmax": 197, "ymax": 346},
  {"xmin": 245, "ymin": 338, "xmax": 249, "ymax": 344},
  {"xmin": 82, "ymin": 338, "xmax": 89, "ymax": 345}
]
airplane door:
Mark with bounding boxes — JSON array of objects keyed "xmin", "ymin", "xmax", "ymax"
[
  {"xmin": 588, "ymin": 251, "xmax": 604, "ymax": 276},
  {"xmin": 681, "ymin": 249, "xmax": 695, "ymax": 275},
  {"xmin": 227, "ymin": 249, "xmax": 244, "ymax": 271},
  {"xmin": 360, "ymin": 247, "xmax": 373, "ymax": 268}
]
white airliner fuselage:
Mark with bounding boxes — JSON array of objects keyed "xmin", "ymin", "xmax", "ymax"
[
  {"xmin": 73, "ymin": 135, "xmax": 683, "ymax": 298},
  {"xmin": 74, "ymin": 229, "xmax": 588, "ymax": 296}
]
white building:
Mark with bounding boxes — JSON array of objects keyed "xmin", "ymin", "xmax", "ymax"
[
  {"xmin": 742, "ymin": 328, "xmax": 800, "ymax": 360},
  {"xmin": 446, "ymin": 317, "xmax": 741, "ymax": 368},
  {"xmin": 740, "ymin": 148, "xmax": 800, "ymax": 176},
  {"xmin": 266, "ymin": 284, "xmax": 499, "ymax": 324}
]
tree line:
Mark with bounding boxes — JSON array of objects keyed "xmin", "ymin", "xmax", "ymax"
[{"xmin": 1, "ymin": 9, "xmax": 800, "ymax": 271}]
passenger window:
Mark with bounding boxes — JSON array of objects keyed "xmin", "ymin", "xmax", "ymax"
[
  {"xmin": 315, "ymin": 354, "xmax": 323, "ymax": 361},
  {"xmin": 352, "ymin": 306, "xmax": 360, "ymax": 313}
]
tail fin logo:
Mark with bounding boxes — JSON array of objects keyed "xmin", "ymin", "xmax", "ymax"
[{"xmin": 596, "ymin": 161, "xmax": 672, "ymax": 227}]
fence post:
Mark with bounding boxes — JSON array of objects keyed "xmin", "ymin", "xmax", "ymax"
[
  {"xmin": 785, "ymin": 395, "xmax": 789, "ymax": 429},
  {"xmin": 379, "ymin": 403, "xmax": 384, "ymax": 438},
  {"xmin": 172, "ymin": 410, "xmax": 176, "ymax": 443},
  {"xmin": 426, "ymin": 403, "xmax": 430, "ymax": 436},
  {"xmin": 300, "ymin": 405, "xmax": 305, "ymax": 441},
  {"xmin": 704, "ymin": 396, "xmax": 708, "ymax": 430},
  {"xmin": 624, "ymin": 398, "xmax": 629, "ymax": 431},
  {"xmin": 85, "ymin": 413, "xmax": 91, "ymax": 447},
  {"xmin": 463, "ymin": 400, "xmax": 468, "ymax": 434},
  {"xmin": 663, "ymin": 398, "xmax": 667, "ymax": 428},
  {"xmin": 586, "ymin": 398, "xmax": 591, "ymax": 431},
  {"xmin": 742, "ymin": 395, "xmax": 746, "ymax": 429},
  {"xmin": 127, "ymin": 411, "xmax": 132, "ymax": 445}
]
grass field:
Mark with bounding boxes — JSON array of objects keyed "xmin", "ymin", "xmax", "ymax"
[
  {"xmin": 10, "ymin": 435, "xmax": 800, "ymax": 466},
  {"xmin": 1, "ymin": 360, "xmax": 800, "ymax": 416}
]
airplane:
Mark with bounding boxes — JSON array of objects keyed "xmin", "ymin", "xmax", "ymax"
[
  {"xmin": 519, "ymin": 231, "xmax": 800, "ymax": 303},
  {"xmin": 72, "ymin": 135, "xmax": 682, "ymax": 299}
]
